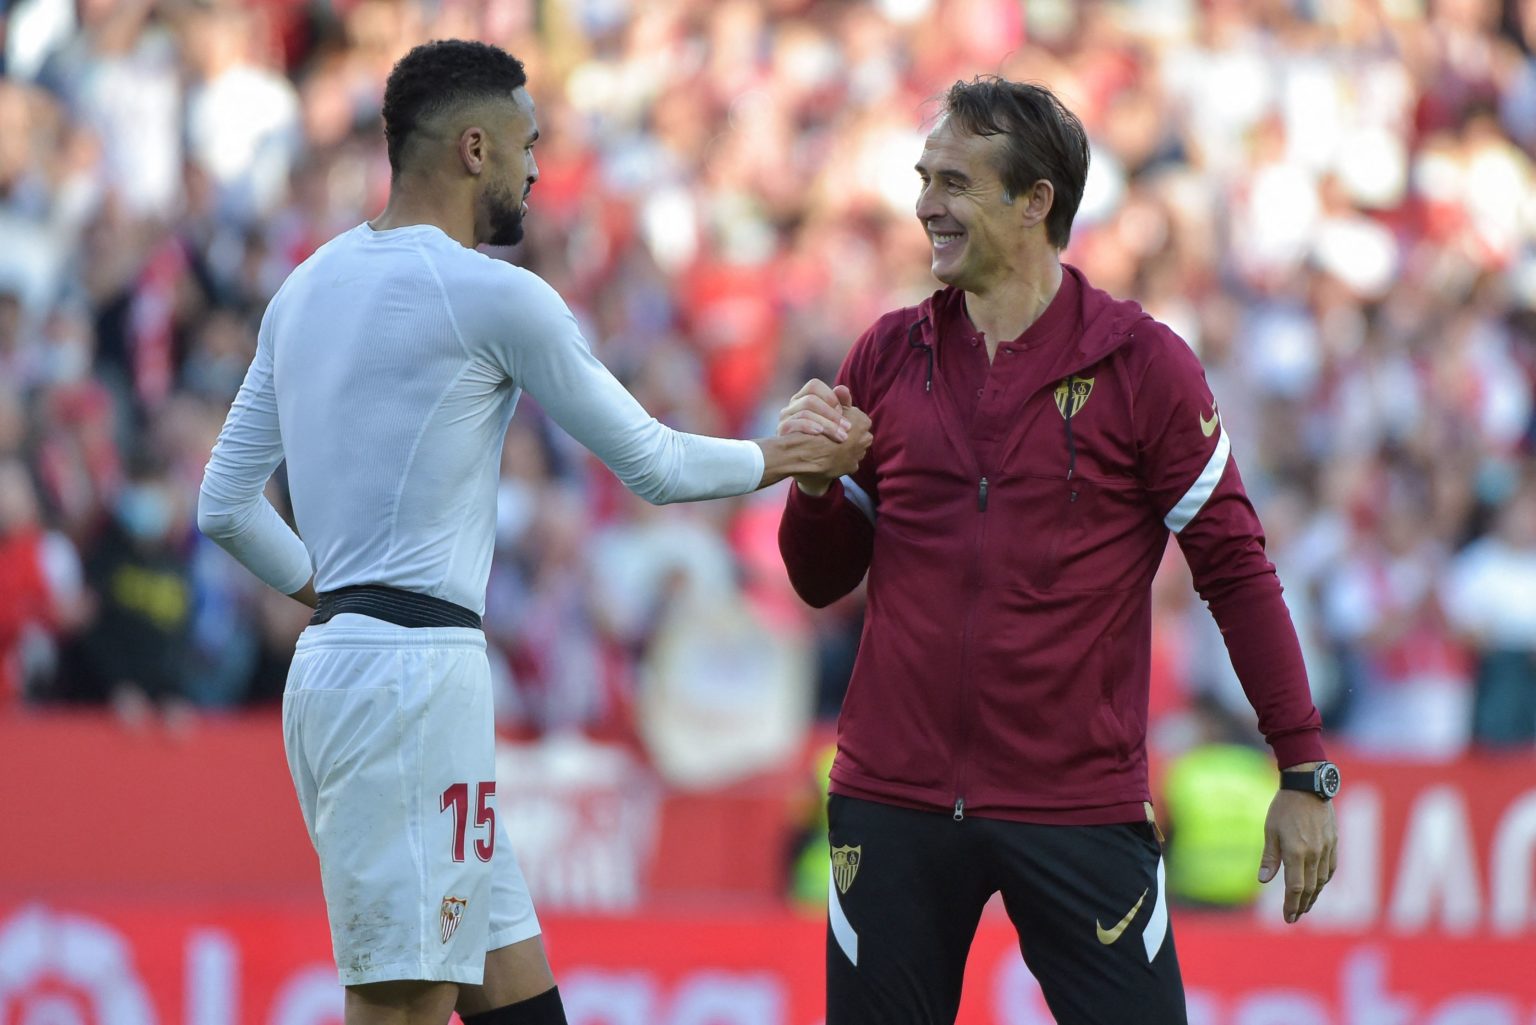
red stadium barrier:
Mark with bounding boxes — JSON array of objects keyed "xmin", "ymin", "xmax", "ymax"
[
  {"xmin": 7, "ymin": 711, "xmax": 1536, "ymax": 933},
  {"xmin": 0, "ymin": 901, "xmax": 1532, "ymax": 1025}
]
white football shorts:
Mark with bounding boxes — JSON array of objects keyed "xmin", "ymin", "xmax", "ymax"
[{"xmin": 282, "ymin": 613, "xmax": 541, "ymax": 985}]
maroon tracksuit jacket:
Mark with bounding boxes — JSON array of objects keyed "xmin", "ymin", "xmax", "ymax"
[{"xmin": 780, "ymin": 267, "xmax": 1326, "ymax": 825}]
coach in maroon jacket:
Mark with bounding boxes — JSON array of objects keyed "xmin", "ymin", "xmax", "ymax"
[{"xmin": 777, "ymin": 77, "xmax": 1339, "ymax": 1025}]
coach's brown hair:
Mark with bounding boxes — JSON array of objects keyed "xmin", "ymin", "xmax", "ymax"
[{"xmin": 942, "ymin": 77, "xmax": 1091, "ymax": 249}]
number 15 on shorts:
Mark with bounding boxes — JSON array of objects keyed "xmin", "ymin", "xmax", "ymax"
[{"xmin": 441, "ymin": 781, "xmax": 496, "ymax": 862}]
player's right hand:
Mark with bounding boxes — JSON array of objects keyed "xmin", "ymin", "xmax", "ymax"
[{"xmin": 804, "ymin": 405, "xmax": 872, "ymax": 480}]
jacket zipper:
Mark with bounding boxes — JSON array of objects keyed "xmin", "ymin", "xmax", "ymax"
[{"xmin": 954, "ymin": 474, "xmax": 990, "ymax": 822}]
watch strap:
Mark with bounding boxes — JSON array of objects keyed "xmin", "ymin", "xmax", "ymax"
[
  {"xmin": 1279, "ymin": 770, "xmax": 1318, "ymax": 794},
  {"xmin": 1281, "ymin": 762, "xmax": 1340, "ymax": 799}
]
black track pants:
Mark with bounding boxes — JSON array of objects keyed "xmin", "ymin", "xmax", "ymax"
[{"xmin": 825, "ymin": 794, "xmax": 1188, "ymax": 1025}]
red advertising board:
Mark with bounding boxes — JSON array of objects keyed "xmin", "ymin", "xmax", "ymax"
[
  {"xmin": 5, "ymin": 712, "xmax": 1536, "ymax": 1023},
  {"xmin": 1277, "ymin": 754, "xmax": 1536, "ymax": 937},
  {"xmin": 1, "ymin": 902, "xmax": 1533, "ymax": 1025}
]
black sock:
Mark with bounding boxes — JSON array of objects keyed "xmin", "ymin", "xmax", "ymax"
[{"xmin": 462, "ymin": 986, "xmax": 566, "ymax": 1025}]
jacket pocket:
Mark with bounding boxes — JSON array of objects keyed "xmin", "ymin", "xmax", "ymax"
[
  {"xmin": 1095, "ymin": 636, "xmax": 1134, "ymax": 767},
  {"xmin": 996, "ymin": 473, "xmax": 1092, "ymax": 591},
  {"xmin": 999, "ymin": 475, "xmax": 1150, "ymax": 593}
]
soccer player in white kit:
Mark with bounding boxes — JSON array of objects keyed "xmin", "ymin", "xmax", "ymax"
[{"xmin": 197, "ymin": 39, "xmax": 870, "ymax": 1025}]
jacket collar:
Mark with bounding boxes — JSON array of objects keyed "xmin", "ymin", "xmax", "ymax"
[
  {"xmin": 904, "ymin": 265, "xmax": 1155, "ymax": 481},
  {"xmin": 911, "ymin": 264, "xmax": 1151, "ymax": 387}
]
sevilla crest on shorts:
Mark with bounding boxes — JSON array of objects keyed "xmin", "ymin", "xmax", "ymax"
[
  {"xmin": 440, "ymin": 896, "xmax": 468, "ymax": 943},
  {"xmin": 830, "ymin": 844, "xmax": 862, "ymax": 894}
]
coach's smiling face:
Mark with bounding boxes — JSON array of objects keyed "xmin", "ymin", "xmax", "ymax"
[
  {"xmin": 466, "ymin": 86, "xmax": 540, "ymax": 247},
  {"xmin": 914, "ymin": 116, "xmax": 1050, "ymax": 298}
]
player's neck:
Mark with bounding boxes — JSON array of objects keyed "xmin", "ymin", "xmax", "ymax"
[{"xmin": 370, "ymin": 178, "xmax": 476, "ymax": 249}]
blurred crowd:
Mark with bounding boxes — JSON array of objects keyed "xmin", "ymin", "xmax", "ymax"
[{"xmin": 1, "ymin": 0, "xmax": 1534, "ymax": 768}]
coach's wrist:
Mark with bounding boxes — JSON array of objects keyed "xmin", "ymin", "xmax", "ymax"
[{"xmin": 794, "ymin": 476, "xmax": 834, "ymax": 497}]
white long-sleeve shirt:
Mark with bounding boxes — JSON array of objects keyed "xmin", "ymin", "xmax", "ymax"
[{"xmin": 197, "ymin": 222, "xmax": 764, "ymax": 614}]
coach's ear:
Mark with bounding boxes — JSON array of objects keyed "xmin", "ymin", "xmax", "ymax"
[{"xmin": 1016, "ymin": 178, "xmax": 1054, "ymax": 232}]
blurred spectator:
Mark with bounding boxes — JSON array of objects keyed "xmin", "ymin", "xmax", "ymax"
[
  {"xmin": 180, "ymin": 5, "xmax": 300, "ymax": 226},
  {"xmin": 0, "ymin": 0, "xmax": 1530, "ymax": 768},
  {"xmin": 499, "ymin": 485, "xmax": 607, "ymax": 735},
  {"xmin": 1444, "ymin": 469, "xmax": 1536, "ymax": 747},
  {"xmin": 183, "ymin": 529, "xmax": 263, "ymax": 709},
  {"xmin": 39, "ymin": 0, "xmax": 180, "ymax": 221},
  {"xmin": 636, "ymin": 580, "xmax": 814, "ymax": 789},
  {"xmin": 31, "ymin": 378, "xmax": 122, "ymax": 542},
  {"xmin": 0, "ymin": 457, "xmax": 84, "ymax": 705},
  {"xmin": 589, "ymin": 489, "xmax": 741, "ymax": 662},
  {"xmin": 1159, "ymin": 698, "xmax": 1275, "ymax": 910},
  {"xmin": 1323, "ymin": 466, "xmax": 1473, "ymax": 758},
  {"xmin": 64, "ymin": 455, "xmax": 195, "ymax": 722}
]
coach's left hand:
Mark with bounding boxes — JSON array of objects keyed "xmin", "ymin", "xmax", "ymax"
[{"xmin": 1257, "ymin": 771, "xmax": 1338, "ymax": 925}]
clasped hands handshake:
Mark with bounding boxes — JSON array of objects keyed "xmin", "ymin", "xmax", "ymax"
[{"xmin": 776, "ymin": 379, "xmax": 871, "ymax": 492}]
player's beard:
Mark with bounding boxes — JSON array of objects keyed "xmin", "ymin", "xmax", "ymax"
[{"xmin": 483, "ymin": 181, "xmax": 526, "ymax": 247}]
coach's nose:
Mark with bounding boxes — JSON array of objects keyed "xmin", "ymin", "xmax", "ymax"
[{"xmin": 915, "ymin": 180, "xmax": 945, "ymax": 223}]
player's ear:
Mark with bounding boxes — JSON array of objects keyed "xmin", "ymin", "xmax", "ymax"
[{"xmin": 458, "ymin": 126, "xmax": 487, "ymax": 175}]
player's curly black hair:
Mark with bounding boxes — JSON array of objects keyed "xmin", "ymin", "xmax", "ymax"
[{"xmin": 381, "ymin": 39, "xmax": 528, "ymax": 177}]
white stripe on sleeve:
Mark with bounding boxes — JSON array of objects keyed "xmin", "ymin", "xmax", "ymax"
[
  {"xmin": 1163, "ymin": 429, "xmax": 1230, "ymax": 534},
  {"xmin": 840, "ymin": 476, "xmax": 876, "ymax": 524}
]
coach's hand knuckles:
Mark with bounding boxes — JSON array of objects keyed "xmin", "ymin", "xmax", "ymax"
[
  {"xmin": 782, "ymin": 416, "xmax": 832, "ymax": 438},
  {"xmin": 799, "ymin": 378, "xmax": 837, "ymax": 405},
  {"xmin": 807, "ymin": 413, "xmax": 846, "ymax": 439},
  {"xmin": 809, "ymin": 401, "xmax": 846, "ymax": 425}
]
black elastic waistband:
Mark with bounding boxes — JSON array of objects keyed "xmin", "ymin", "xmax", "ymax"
[{"xmin": 311, "ymin": 585, "xmax": 481, "ymax": 630}]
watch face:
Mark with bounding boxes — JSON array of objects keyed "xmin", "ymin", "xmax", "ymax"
[{"xmin": 1318, "ymin": 763, "xmax": 1342, "ymax": 798}]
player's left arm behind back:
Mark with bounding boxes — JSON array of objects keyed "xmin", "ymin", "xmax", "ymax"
[{"xmin": 197, "ymin": 302, "xmax": 315, "ymax": 599}]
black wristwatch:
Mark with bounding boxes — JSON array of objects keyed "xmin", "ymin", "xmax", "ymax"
[{"xmin": 1280, "ymin": 761, "xmax": 1341, "ymax": 800}]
